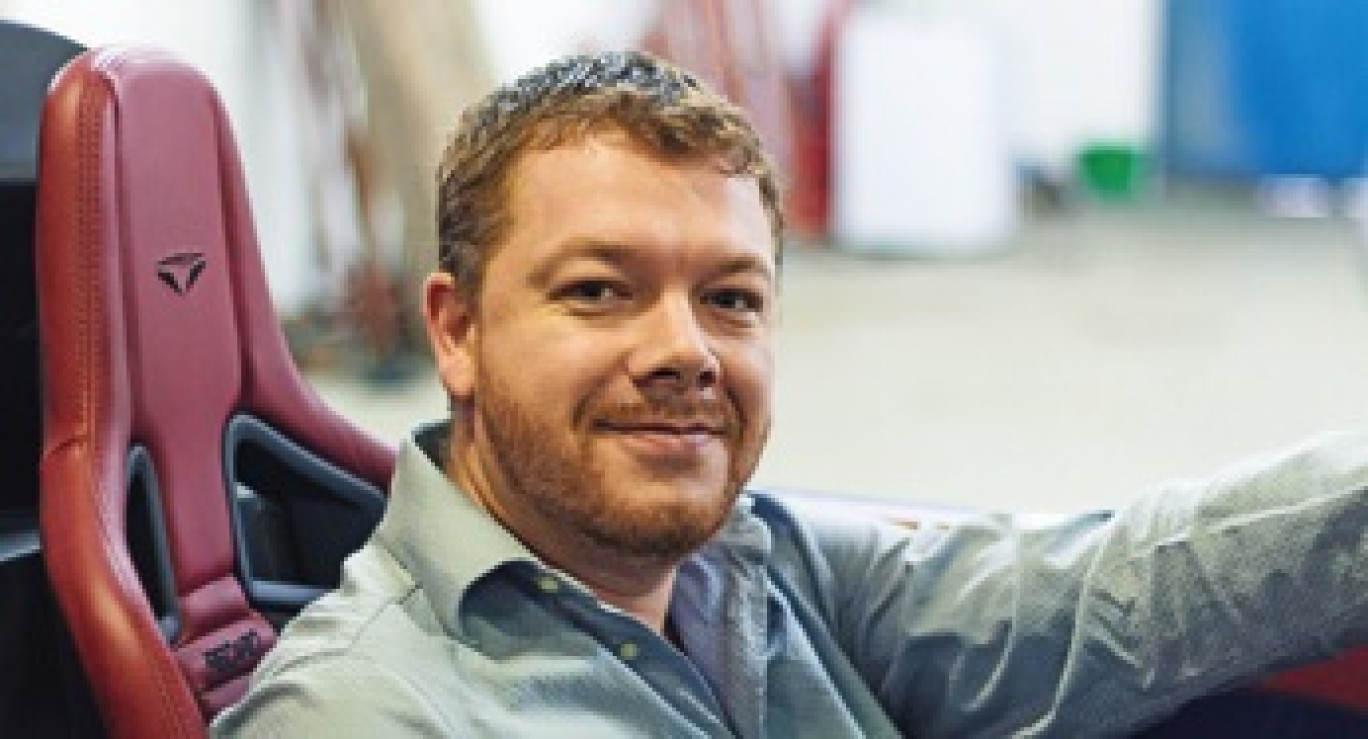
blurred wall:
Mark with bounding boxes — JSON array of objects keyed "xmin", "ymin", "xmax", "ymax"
[
  {"xmin": 936, "ymin": 0, "xmax": 1158, "ymax": 174},
  {"xmin": 3, "ymin": 0, "xmax": 1163, "ymax": 308},
  {"xmin": 471, "ymin": 0, "xmax": 661, "ymax": 82},
  {"xmin": 470, "ymin": 0, "xmax": 1161, "ymax": 173}
]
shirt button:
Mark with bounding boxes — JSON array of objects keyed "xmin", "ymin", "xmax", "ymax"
[
  {"xmin": 617, "ymin": 642, "xmax": 640, "ymax": 661},
  {"xmin": 536, "ymin": 576, "xmax": 560, "ymax": 593}
]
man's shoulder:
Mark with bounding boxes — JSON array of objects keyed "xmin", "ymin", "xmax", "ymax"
[
  {"xmin": 213, "ymin": 542, "xmax": 463, "ymax": 736},
  {"xmin": 743, "ymin": 490, "xmax": 935, "ymax": 559},
  {"xmin": 252, "ymin": 539, "xmax": 438, "ymax": 683}
]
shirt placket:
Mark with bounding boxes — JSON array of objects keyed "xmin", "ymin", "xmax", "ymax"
[
  {"xmin": 717, "ymin": 555, "xmax": 770, "ymax": 738},
  {"xmin": 536, "ymin": 569, "xmax": 737, "ymax": 737},
  {"xmin": 671, "ymin": 548, "xmax": 773, "ymax": 738}
]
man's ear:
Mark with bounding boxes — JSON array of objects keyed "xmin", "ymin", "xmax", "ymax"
[{"xmin": 423, "ymin": 271, "xmax": 477, "ymax": 401}]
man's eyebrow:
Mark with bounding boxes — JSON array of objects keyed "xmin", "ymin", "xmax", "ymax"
[
  {"xmin": 527, "ymin": 240, "xmax": 634, "ymax": 285},
  {"xmin": 528, "ymin": 240, "xmax": 776, "ymax": 284},
  {"xmin": 711, "ymin": 254, "xmax": 775, "ymax": 285}
]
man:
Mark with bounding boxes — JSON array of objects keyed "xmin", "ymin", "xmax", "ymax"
[{"xmin": 214, "ymin": 51, "xmax": 1368, "ymax": 737}]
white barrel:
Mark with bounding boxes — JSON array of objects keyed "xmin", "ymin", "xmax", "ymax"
[{"xmin": 834, "ymin": 10, "xmax": 1018, "ymax": 256}]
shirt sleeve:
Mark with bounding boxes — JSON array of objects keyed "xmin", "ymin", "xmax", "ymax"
[
  {"xmin": 791, "ymin": 429, "xmax": 1368, "ymax": 737},
  {"xmin": 209, "ymin": 654, "xmax": 452, "ymax": 738}
]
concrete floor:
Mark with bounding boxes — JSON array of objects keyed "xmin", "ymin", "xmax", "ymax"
[{"xmin": 307, "ymin": 202, "xmax": 1368, "ymax": 515}]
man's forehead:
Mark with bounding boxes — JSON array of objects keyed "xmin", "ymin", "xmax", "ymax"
[
  {"xmin": 518, "ymin": 125, "xmax": 727, "ymax": 174},
  {"xmin": 510, "ymin": 132, "xmax": 766, "ymax": 216},
  {"xmin": 487, "ymin": 132, "xmax": 777, "ymax": 281}
]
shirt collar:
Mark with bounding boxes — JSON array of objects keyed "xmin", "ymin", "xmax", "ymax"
[
  {"xmin": 373, "ymin": 421, "xmax": 774, "ymax": 641},
  {"xmin": 373, "ymin": 421, "xmax": 538, "ymax": 641}
]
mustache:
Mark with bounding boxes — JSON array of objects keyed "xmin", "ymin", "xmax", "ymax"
[{"xmin": 588, "ymin": 396, "xmax": 737, "ymax": 434}]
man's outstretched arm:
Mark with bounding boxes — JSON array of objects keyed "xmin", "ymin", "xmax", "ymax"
[{"xmin": 789, "ymin": 430, "xmax": 1368, "ymax": 736}]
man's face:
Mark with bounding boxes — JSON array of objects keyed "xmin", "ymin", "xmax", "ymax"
[{"xmin": 429, "ymin": 131, "xmax": 775, "ymax": 561}]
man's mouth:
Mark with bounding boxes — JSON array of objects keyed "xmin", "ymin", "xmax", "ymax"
[{"xmin": 593, "ymin": 420, "xmax": 727, "ymax": 437}]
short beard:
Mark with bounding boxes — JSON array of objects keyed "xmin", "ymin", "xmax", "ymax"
[{"xmin": 475, "ymin": 367, "xmax": 758, "ymax": 561}]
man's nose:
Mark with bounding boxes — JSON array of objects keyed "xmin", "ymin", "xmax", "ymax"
[{"xmin": 631, "ymin": 296, "xmax": 720, "ymax": 391}]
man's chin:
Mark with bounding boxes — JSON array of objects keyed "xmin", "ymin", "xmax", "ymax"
[{"xmin": 572, "ymin": 489, "xmax": 738, "ymax": 560}]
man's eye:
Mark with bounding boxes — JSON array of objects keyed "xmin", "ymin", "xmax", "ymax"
[
  {"xmin": 705, "ymin": 289, "xmax": 764, "ymax": 315},
  {"xmin": 557, "ymin": 280, "xmax": 626, "ymax": 304}
]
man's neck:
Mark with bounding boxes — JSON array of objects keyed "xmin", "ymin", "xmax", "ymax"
[
  {"xmin": 497, "ymin": 503, "xmax": 682, "ymax": 633},
  {"xmin": 447, "ymin": 441, "xmax": 681, "ymax": 634},
  {"xmin": 566, "ymin": 554, "xmax": 679, "ymax": 633}
]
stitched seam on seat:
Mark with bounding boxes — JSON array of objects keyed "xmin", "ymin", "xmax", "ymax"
[{"xmin": 77, "ymin": 55, "xmax": 194, "ymax": 737}]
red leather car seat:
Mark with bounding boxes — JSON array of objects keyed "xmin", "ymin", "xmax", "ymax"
[{"xmin": 35, "ymin": 46, "xmax": 394, "ymax": 738}]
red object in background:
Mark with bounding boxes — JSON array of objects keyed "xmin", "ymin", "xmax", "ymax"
[
  {"xmin": 644, "ymin": 0, "xmax": 824, "ymax": 241},
  {"xmin": 786, "ymin": 0, "xmax": 850, "ymax": 241}
]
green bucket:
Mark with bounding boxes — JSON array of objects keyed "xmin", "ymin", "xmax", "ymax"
[{"xmin": 1077, "ymin": 142, "xmax": 1147, "ymax": 202}]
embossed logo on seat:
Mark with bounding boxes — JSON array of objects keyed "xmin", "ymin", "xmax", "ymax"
[
  {"xmin": 204, "ymin": 628, "xmax": 267, "ymax": 679},
  {"xmin": 155, "ymin": 252, "xmax": 207, "ymax": 295}
]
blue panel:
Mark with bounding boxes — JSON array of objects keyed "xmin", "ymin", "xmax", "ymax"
[{"xmin": 1162, "ymin": 0, "xmax": 1368, "ymax": 180}]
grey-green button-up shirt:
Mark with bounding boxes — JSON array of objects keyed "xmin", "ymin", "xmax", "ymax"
[{"xmin": 212, "ymin": 423, "xmax": 1368, "ymax": 737}]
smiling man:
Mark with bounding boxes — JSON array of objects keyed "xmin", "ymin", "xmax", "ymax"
[
  {"xmin": 432, "ymin": 120, "xmax": 775, "ymax": 633},
  {"xmin": 214, "ymin": 52, "xmax": 1368, "ymax": 737}
]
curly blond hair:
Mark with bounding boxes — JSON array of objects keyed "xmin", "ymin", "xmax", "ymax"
[{"xmin": 436, "ymin": 51, "xmax": 782, "ymax": 296}]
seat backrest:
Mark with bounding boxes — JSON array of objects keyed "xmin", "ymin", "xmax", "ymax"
[{"xmin": 35, "ymin": 46, "xmax": 395, "ymax": 737}]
